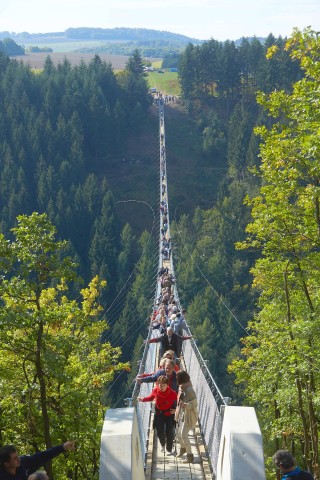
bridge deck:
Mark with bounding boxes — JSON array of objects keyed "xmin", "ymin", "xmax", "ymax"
[
  {"xmin": 146, "ymin": 432, "xmax": 205, "ymax": 480},
  {"xmin": 145, "ymin": 100, "xmax": 210, "ymax": 480},
  {"xmin": 145, "ymin": 395, "xmax": 210, "ymax": 480}
]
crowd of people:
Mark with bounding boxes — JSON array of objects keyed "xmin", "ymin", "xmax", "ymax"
[
  {"xmin": 136, "ymin": 104, "xmax": 198, "ymax": 463},
  {"xmin": 153, "ymin": 93, "xmax": 179, "ymax": 105},
  {"xmin": 137, "ymin": 363, "xmax": 198, "ymax": 464},
  {"xmin": 138, "ymin": 288, "xmax": 196, "ymax": 463}
]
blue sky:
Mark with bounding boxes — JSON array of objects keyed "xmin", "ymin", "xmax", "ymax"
[{"xmin": 0, "ymin": 0, "xmax": 319, "ymax": 41}]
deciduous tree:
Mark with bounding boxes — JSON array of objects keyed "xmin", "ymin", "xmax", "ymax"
[
  {"xmin": 230, "ymin": 28, "xmax": 320, "ymax": 477},
  {"xmin": 0, "ymin": 213, "xmax": 129, "ymax": 479}
]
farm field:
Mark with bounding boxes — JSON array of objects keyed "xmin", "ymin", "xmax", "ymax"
[
  {"xmin": 12, "ymin": 51, "xmax": 135, "ymax": 70},
  {"xmin": 147, "ymin": 70, "xmax": 180, "ymax": 96}
]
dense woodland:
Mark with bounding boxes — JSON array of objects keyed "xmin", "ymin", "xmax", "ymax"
[
  {"xmin": 174, "ymin": 28, "xmax": 320, "ymax": 478},
  {"xmin": 0, "ymin": 28, "xmax": 319, "ymax": 479}
]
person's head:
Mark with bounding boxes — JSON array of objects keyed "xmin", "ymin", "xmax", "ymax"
[
  {"xmin": 28, "ymin": 471, "xmax": 49, "ymax": 480},
  {"xmin": 163, "ymin": 350, "xmax": 174, "ymax": 360},
  {"xmin": 159, "ymin": 358, "xmax": 167, "ymax": 368},
  {"xmin": 157, "ymin": 375, "xmax": 169, "ymax": 391},
  {"xmin": 165, "ymin": 359, "xmax": 175, "ymax": 375},
  {"xmin": 176, "ymin": 370, "xmax": 190, "ymax": 385},
  {"xmin": 167, "ymin": 327, "xmax": 173, "ymax": 336},
  {"xmin": 0, "ymin": 445, "xmax": 20, "ymax": 472},
  {"xmin": 273, "ymin": 450, "xmax": 295, "ymax": 472}
]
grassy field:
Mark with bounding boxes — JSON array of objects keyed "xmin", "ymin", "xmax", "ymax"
[
  {"xmin": 17, "ymin": 38, "xmax": 117, "ymax": 53},
  {"xmin": 147, "ymin": 70, "xmax": 180, "ymax": 96}
]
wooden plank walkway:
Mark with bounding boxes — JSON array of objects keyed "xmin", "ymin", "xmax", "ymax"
[
  {"xmin": 147, "ymin": 430, "xmax": 205, "ymax": 480},
  {"xmin": 145, "ymin": 408, "xmax": 210, "ymax": 480}
]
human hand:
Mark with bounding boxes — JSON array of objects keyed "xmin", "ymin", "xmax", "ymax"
[{"xmin": 63, "ymin": 441, "xmax": 75, "ymax": 451}]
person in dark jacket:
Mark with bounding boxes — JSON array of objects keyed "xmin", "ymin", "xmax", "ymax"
[
  {"xmin": 0, "ymin": 441, "xmax": 75, "ymax": 480},
  {"xmin": 138, "ymin": 375, "xmax": 177, "ymax": 454},
  {"xmin": 148, "ymin": 327, "xmax": 192, "ymax": 358},
  {"xmin": 137, "ymin": 359, "xmax": 178, "ymax": 392},
  {"xmin": 273, "ymin": 450, "xmax": 314, "ymax": 479}
]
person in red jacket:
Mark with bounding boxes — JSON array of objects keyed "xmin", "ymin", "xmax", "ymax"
[{"xmin": 138, "ymin": 375, "xmax": 177, "ymax": 455}]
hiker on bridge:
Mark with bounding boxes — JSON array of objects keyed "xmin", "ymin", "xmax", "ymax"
[
  {"xmin": 138, "ymin": 375, "xmax": 177, "ymax": 455},
  {"xmin": 152, "ymin": 314, "xmax": 169, "ymax": 334},
  {"xmin": 170, "ymin": 312, "xmax": 188, "ymax": 336},
  {"xmin": 136, "ymin": 357, "xmax": 168, "ymax": 379},
  {"xmin": 147, "ymin": 327, "xmax": 192, "ymax": 358},
  {"xmin": 175, "ymin": 370, "xmax": 198, "ymax": 464},
  {"xmin": 138, "ymin": 351, "xmax": 179, "ymax": 380},
  {"xmin": 138, "ymin": 359, "xmax": 178, "ymax": 392}
]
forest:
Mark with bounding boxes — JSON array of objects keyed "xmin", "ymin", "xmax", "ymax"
[{"xmin": 0, "ymin": 27, "xmax": 319, "ymax": 479}]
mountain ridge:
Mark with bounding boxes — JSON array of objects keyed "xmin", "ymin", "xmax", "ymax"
[{"xmin": 0, "ymin": 27, "xmax": 201, "ymax": 44}]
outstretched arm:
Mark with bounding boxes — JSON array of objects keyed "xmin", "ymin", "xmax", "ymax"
[
  {"xmin": 139, "ymin": 370, "xmax": 162, "ymax": 384},
  {"xmin": 22, "ymin": 443, "xmax": 74, "ymax": 472}
]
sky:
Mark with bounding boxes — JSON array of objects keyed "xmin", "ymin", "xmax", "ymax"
[{"xmin": 0, "ymin": 0, "xmax": 319, "ymax": 41}]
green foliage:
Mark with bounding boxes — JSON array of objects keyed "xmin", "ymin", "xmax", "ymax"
[
  {"xmin": 112, "ymin": 230, "xmax": 157, "ymax": 354},
  {"xmin": 178, "ymin": 35, "xmax": 302, "ymax": 104},
  {"xmin": 0, "ymin": 213, "xmax": 129, "ymax": 478},
  {"xmin": 172, "ymin": 187, "xmax": 257, "ymax": 400},
  {"xmin": 231, "ymin": 28, "xmax": 320, "ymax": 477},
  {"xmin": 117, "ymin": 223, "xmax": 136, "ymax": 289},
  {"xmin": 162, "ymin": 53, "xmax": 181, "ymax": 69},
  {"xmin": 0, "ymin": 48, "xmax": 153, "ymax": 293},
  {"xmin": 0, "ymin": 38, "xmax": 24, "ymax": 56},
  {"xmin": 118, "ymin": 49, "xmax": 153, "ymax": 117},
  {"xmin": 26, "ymin": 46, "xmax": 53, "ymax": 53}
]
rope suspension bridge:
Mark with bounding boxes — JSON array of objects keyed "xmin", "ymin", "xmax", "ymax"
[{"xmin": 99, "ymin": 100, "xmax": 266, "ymax": 480}]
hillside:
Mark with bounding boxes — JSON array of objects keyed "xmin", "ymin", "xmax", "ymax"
[
  {"xmin": 0, "ymin": 27, "xmax": 201, "ymax": 57},
  {"xmin": 0, "ymin": 27, "xmax": 200, "ymax": 43},
  {"xmin": 102, "ymin": 102, "xmax": 227, "ymax": 235}
]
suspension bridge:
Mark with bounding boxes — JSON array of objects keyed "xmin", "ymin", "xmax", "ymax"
[{"xmin": 99, "ymin": 100, "xmax": 266, "ymax": 480}]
